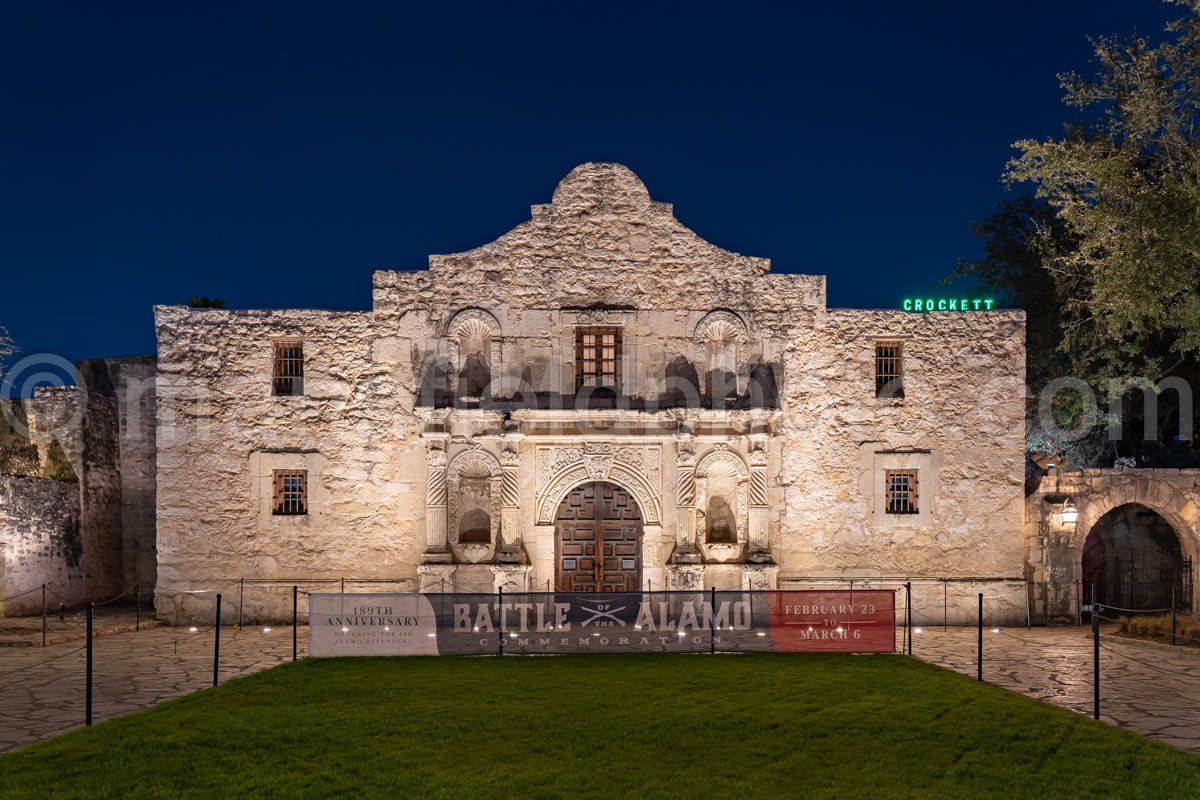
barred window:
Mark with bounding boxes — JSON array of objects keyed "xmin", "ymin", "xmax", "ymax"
[
  {"xmin": 273, "ymin": 470, "xmax": 308, "ymax": 516},
  {"xmin": 272, "ymin": 340, "xmax": 304, "ymax": 396},
  {"xmin": 885, "ymin": 469, "xmax": 919, "ymax": 514},
  {"xmin": 576, "ymin": 327, "xmax": 621, "ymax": 391},
  {"xmin": 875, "ymin": 340, "xmax": 904, "ymax": 399}
]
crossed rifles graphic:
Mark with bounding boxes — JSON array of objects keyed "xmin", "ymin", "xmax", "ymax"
[{"xmin": 579, "ymin": 604, "xmax": 627, "ymax": 627}]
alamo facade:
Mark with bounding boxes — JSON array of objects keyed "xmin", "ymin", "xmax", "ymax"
[{"xmin": 141, "ymin": 162, "xmax": 1028, "ymax": 622}]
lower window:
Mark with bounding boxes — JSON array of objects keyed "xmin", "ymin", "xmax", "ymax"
[{"xmin": 885, "ymin": 469, "xmax": 919, "ymax": 514}]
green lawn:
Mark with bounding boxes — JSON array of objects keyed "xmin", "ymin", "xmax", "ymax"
[{"xmin": 2, "ymin": 654, "xmax": 1198, "ymax": 799}]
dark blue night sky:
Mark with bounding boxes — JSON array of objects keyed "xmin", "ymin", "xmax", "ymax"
[{"xmin": 0, "ymin": 1, "xmax": 1176, "ymax": 370}]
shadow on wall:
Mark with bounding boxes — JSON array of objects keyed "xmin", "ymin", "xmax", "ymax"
[{"xmin": 415, "ymin": 355, "xmax": 780, "ymax": 412}]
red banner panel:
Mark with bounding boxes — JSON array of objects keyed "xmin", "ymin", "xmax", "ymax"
[{"xmin": 767, "ymin": 590, "xmax": 896, "ymax": 652}]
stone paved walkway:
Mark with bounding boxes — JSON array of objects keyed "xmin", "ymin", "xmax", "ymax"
[
  {"xmin": 0, "ymin": 625, "xmax": 308, "ymax": 753},
  {"xmin": 0, "ymin": 604, "xmax": 159, "ymax": 647},
  {"xmin": 911, "ymin": 625, "xmax": 1200, "ymax": 752}
]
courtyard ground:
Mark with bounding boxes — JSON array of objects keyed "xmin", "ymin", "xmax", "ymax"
[{"xmin": 0, "ymin": 653, "xmax": 1198, "ymax": 799}]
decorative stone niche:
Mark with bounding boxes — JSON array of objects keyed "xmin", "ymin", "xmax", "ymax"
[
  {"xmin": 694, "ymin": 310, "xmax": 749, "ymax": 400},
  {"xmin": 447, "ymin": 447, "xmax": 502, "ymax": 563},
  {"xmin": 447, "ymin": 308, "xmax": 502, "ymax": 401},
  {"xmin": 695, "ymin": 446, "xmax": 749, "ymax": 563}
]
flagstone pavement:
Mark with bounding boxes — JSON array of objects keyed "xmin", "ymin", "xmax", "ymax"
[
  {"xmin": 0, "ymin": 624, "xmax": 309, "ymax": 753},
  {"xmin": 911, "ymin": 625, "xmax": 1200, "ymax": 752},
  {"xmin": 1, "ymin": 623, "xmax": 1199, "ymax": 755}
]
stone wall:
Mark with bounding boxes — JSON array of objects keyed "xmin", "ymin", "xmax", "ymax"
[
  {"xmin": 0, "ymin": 476, "xmax": 83, "ymax": 616},
  {"xmin": 1027, "ymin": 467, "xmax": 1200, "ymax": 620},
  {"xmin": 153, "ymin": 307, "xmax": 420, "ymax": 623},
  {"xmin": 154, "ymin": 163, "xmax": 1028, "ymax": 624},
  {"xmin": 26, "ymin": 386, "xmax": 83, "ymax": 478}
]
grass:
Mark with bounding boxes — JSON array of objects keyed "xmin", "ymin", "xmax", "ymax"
[{"xmin": 1, "ymin": 654, "xmax": 1198, "ymax": 799}]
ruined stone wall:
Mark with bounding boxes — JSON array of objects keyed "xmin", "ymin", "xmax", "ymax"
[
  {"xmin": 76, "ymin": 360, "xmax": 124, "ymax": 601},
  {"xmin": 26, "ymin": 386, "xmax": 83, "ymax": 478},
  {"xmin": 0, "ymin": 476, "xmax": 83, "ymax": 616},
  {"xmin": 105, "ymin": 357, "xmax": 158, "ymax": 599}
]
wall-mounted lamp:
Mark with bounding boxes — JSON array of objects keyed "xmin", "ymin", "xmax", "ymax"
[{"xmin": 1059, "ymin": 500, "xmax": 1078, "ymax": 526}]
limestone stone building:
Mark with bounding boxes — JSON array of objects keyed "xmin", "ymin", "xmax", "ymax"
[{"xmin": 151, "ymin": 163, "xmax": 1029, "ymax": 623}]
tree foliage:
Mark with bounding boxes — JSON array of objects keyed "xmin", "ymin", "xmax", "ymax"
[
  {"xmin": 188, "ymin": 297, "xmax": 227, "ymax": 309},
  {"xmin": 1005, "ymin": 0, "xmax": 1200, "ymax": 381}
]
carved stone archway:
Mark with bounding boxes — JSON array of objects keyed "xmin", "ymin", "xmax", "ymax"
[
  {"xmin": 1066, "ymin": 476, "xmax": 1200, "ymax": 610},
  {"xmin": 535, "ymin": 444, "xmax": 662, "ymax": 526}
]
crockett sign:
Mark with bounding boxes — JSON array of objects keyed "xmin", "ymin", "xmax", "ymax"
[
  {"xmin": 309, "ymin": 590, "xmax": 896, "ymax": 656},
  {"xmin": 902, "ymin": 297, "xmax": 995, "ymax": 312}
]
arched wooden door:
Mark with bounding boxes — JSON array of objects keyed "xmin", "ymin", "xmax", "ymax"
[{"xmin": 555, "ymin": 481, "xmax": 643, "ymax": 592}]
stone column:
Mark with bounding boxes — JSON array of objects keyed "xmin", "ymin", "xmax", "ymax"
[
  {"xmin": 499, "ymin": 436, "xmax": 523, "ymax": 547},
  {"xmin": 747, "ymin": 436, "xmax": 772, "ymax": 561},
  {"xmin": 671, "ymin": 435, "xmax": 701, "ymax": 564},
  {"xmin": 423, "ymin": 439, "xmax": 451, "ymax": 564}
]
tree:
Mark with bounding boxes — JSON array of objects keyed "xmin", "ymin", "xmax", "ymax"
[
  {"xmin": 188, "ymin": 297, "xmax": 227, "ymax": 309},
  {"xmin": 0, "ymin": 325, "xmax": 13, "ymax": 372},
  {"xmin": 1004, "ymin": 0, "xmax": 1200, "ymax": 463},
  {"xmin": 948, "ymin": 195, "xmax": 1073, "ymax": 387},
  {"xmin": 950, "ymin": 196, "xmax": 1114, "ymax": 466}
]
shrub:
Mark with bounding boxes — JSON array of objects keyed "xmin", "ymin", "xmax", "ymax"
[{"xmin": 1117, "ymin": 613, "xmax": 1200, "ymax": 645}]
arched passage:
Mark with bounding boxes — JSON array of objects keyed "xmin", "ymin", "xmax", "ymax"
[
  {"xmin": 555, "ymin": 481, "xmax": 643, "ymax": 592},
  {"xmin": 1081, "ymin": 503, "xmax": 1190, "ymax": 610}
]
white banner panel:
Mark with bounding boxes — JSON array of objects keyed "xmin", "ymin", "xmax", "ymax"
[{"xmin": 308, "ymin": 593, "xmax": 439, "ymax": 656}]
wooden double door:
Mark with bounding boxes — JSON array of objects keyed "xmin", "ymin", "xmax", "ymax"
[{"xmin": 555, "ymin": 482, "xmax": 643, "ymax": 592}]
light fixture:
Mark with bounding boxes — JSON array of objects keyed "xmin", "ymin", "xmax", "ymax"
[
  {"xmin": 991, "ymin": 628, "xmax": 1000, "ymax": 634},
  {"xmin": 188, "ymin": 626, "xmax": 198, "ymax": 633},
  {"xmin": 914, "ymin": 627, "xmax": 924, "ymax": 634},
  {"xmin": 262, "ymin": 627, "xmax": 271, "ymax": 633},
  {"xmin": 756, "ymin": 631, "xmax": 766, "ymax": 637},
  {"xmin": 1060, "ymin": 500, "xmax": 1079, "ymax": 525},
  {"xmin": 341, "ymin": 627, "xmax": 349, "ymax": 633}
]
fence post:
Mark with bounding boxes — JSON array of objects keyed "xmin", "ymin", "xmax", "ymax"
[
  {"xmin": 977, "ymin": 592, "xmax": 983, "ymax": 681},
  {"xmin": 85, "ymin": 602, "xmax": 94, "ymax": 726},
  {"xmin": 293, "ymin": 585, "xmax": 299, "ymax": 661},
  {"xmin": 943, "ymin": 580, "xmax": 948, "ymax": 632},
  {"xmin": 135, "ymin": 578, "xmax": 141, "ymax": 632},
  {"xmin": 238, "ymin": 578, "xmax": 244, "ymax": 631},
  {"xmin": 213, "ymin": 593, "xmax": 222, "ymax": 688},
  {"xmin": 904, "ymin": 582, "xmax": 912, "ymax": 655},
  {"xmin": 497, "ymin": 586, "xmax": 504, "ymax": 657},
  {"xmin": 1171, "ymin": 587, "xmax": 1177, "ymax": 647},
  {"xmin": 710, "ymin": 586, "xmax": 717, "ymax": 655},
  {"xmin": 41, "ymin": 584, "xmax": 46, "ymax": 648},
  {"xmin": 1092, "ymin": 600, "xmax": 1100, "ymax": 720}
]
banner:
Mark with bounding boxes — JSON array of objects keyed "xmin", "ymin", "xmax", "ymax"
[{"xmin": 308, "ymin": 590, "xmax": 896, "ymax": 657}]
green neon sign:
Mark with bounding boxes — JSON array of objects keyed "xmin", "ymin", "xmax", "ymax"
[{"xmin": 902, "ymin": 297, "xmax": 995, "ymax": 312}]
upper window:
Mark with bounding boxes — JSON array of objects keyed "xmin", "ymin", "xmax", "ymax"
[
  {"xmin": 885, "ymin": 469, "xmax": 919, "ymax": 514},
  {"xmin": 576, "ymin": 327, "xmax": 621, "ymax": 391},
  {"xmin": 875, "ymin": 340, "xmax": 904, "ymax": 399},
  {"xmin": 272, "ymin": 340, "xmax": 304, "ymax": 397},
  {"xmin": 272, "ymin": 470, "xmax": 308, "ymax": 515}
]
